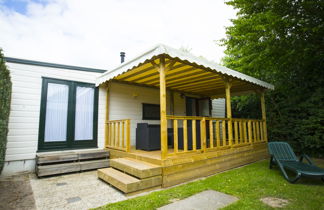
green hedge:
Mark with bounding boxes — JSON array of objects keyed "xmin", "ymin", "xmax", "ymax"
[{"xmin": 0, "ymin": 49, "xmax": 12, "ymax": 174}]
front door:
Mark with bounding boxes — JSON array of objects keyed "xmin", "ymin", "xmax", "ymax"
[{"xmin": 38, "ymin": 78, "xmax": 98, "ymax": 151}]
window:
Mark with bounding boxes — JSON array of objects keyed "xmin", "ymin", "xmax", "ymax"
[
  {"xmin": 142, "ymin": 103, "xmax": 160, "ymax": 120},
  {"xmin": 38, "ymin": 78, "xmax": 98, "ymax": 151}
]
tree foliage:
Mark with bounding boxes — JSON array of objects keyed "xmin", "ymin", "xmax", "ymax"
[
  {"xmin": 0, "ymin": 49, "xmax": 12, "ymax": 174},
  {"xmin": 222, "ymin": 0, "xmax": 324, "ymax": 157}
]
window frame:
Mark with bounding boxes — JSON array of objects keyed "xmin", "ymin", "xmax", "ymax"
[
  {"xmin": 142, "ymin": 103, "xmax": 160, "ymax": 120},
  {"xmin": 38, "ymin": 78, "xmax": 98, "ymax": 151}
]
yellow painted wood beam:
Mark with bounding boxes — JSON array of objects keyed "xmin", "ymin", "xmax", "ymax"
[{"xmin": 159, "ymin": 56, "xmax": 168, "ymax": 160}]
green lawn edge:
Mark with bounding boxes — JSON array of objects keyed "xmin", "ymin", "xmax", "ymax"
[{"xmin": 95, "ymin": 160, "xmax": 324, "ymax": 210}]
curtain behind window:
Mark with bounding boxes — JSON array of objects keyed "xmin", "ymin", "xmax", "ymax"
[
  {"xmin": 74, "ymin": 87, "xmax": 94, "ymax": 140},
  {"xmin": 44, "ymin": 83, "xmax": 69, "ymax": 142}
]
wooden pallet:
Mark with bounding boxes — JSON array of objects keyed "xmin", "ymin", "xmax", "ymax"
[{"xmin": 36, "ymin": 149, "xmax": 109, "ymax": 177}]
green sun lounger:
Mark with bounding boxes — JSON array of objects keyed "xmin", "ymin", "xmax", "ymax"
[{"xmin": 268, "ymin": 142, "xmax": 324, "ymax": 183}]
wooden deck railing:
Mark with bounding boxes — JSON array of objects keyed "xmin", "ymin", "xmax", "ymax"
[
  {"xmin": 166, "ymin": 116, "xmax": 267, "ymax": 157},
  {"xmin": 106, "ymin": 119, "xmax": 130, "ymax": 152}
]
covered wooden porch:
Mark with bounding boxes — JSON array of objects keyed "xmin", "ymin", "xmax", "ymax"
[{"xmin": 96, "ymin": 44, "xmax": 274, "ymax": 189}]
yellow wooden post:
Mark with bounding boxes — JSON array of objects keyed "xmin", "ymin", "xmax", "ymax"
[
  {"xmin": 159, "ymin": 57, "xmax": 168, "ymax": 159},
  {"xmin": 104, "ymin": 84, "xmax": 110, "ymax": 148},
  {"xmin": 225, "ymin": 80, "xmax": 233, "ymax": 147},
  {"xmin": 260, "ymin": 92, "xmax": 268, "ymax": 142}
]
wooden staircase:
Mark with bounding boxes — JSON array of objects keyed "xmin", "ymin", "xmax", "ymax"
[{"xmin": 98, "ymin": 157, "xmax": 162, "ymax": 193}]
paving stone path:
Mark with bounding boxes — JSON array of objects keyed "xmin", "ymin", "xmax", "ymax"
[{"xmin": 158, "ymin": 190, "xmax": 239, "ymax": 210}]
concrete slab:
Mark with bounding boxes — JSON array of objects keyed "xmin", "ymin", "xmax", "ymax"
[{"xmin": 158, "ymin": 190, "xmax": 238, "ymax": 210}]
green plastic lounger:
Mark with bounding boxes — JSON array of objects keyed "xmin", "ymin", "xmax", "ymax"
[{"xmin": 268, "ymin": 142, "xmax": 324, "ymax": 183}]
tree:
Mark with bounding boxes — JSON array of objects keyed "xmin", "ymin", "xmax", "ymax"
[
  {"xmin": 0, "ymin": 49, "xmax": 12, "ymax": 174},
  {"xmin": 221, "ymin": 0, "xmax": 324, "ymax": 157}
]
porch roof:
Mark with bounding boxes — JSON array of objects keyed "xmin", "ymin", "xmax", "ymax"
[{"xmin": 96, "ymin": 44, "xmax": 274, "ymax": 97}]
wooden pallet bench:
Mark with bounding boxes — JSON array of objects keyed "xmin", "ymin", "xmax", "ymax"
[{"xmin": 36, "ymin": 149, "xmax": 109, "ymax": 177}]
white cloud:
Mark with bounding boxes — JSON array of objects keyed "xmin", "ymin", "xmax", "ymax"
[{"xmin": 0, "ymin": 0, "xmax": 236, "ymax": 69}]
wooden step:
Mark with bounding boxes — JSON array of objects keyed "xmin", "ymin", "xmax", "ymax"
[
  {"xmin": 37, "ymin": 162, "xmax": 80, "ymax": 177},
  {"xmin": 98, "ymin": 168, "xmax": 162, "ymax": 193},
  {"xmin": 110, "ymin": 158, "xmax": 161, "ymax": 179},
  {"xmin": 37, "ymin": 152, "xmax": 78, "ymax": 164},
  {"xmin": 78, "ymin": 150, "xmax": 109, "ymax": 160},
  {"xmin": 80, "ymin": 159, "xmax": 109, "ymax": 171}
]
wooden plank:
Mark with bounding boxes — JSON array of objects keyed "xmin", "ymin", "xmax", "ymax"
[
  {"xmin": 110, "ymin": 158, "xmax": 161, "ymax": 179},
  {"xmin": 117, "ymin": 121, "xmax": 120, "ymax": 147},
  {"xmin": 225, "ymin": 80, "xmax": 233, "ymax": 147},
  {"xmin": 260, "ymin": 92, "xmax": 268, "ymax": 142},
  {"xmin": 105, "ymin": 86, "xmax": 110, "ymax": 148},
  {"xmin": 259, "ymin": 121, "xmax": 264, "ymax": 141},
  {"xmin": 37, "ymin": 152, "xmax": 78, "ymax": 165},
  {"xmin": 122, "ymin": 121, "xmax": 125, "ymax": 148},
  {"xmin": 222, "ymin": 120, "xmax": 226, "ymax": 146},
  {"xmin": 80, "ymin": 159, "xmax": 110, "ymax": 171},
  {"xmin": 192, "ymin": 120, "xmax": 196, "ymax": 151},
  {"xmin": 173, "ymin": 120, "xmax": 178, "ymax": 153},
  {"xmin": 37, "ymin": 162, "xmax": 80, "ymax": 177},
  {"xmin": 243, "ymin": 121, "xmax": 247, "ymax": 143},
  {"xmin": 248, "ymin": 120, "xmax": 252, "ymax": 143},
  {"xmin": 253, "ymin": 121, "xmax": 257, "ymax": 142},
  {"xmin": 256, "ymin": 121, "xmax": 260, "ymax": 142},
  {"xmin": 183, "ymin": 120, "xmax": 188, "ymax": 152},
  {"xmin": 78, "ymin": 150, "xmax": 109, "ymax": 160},
  {"xmin": 209, "ymin": 120, "xmax": 214, "ymax": 149},
  {"xmin": 239, "ymin": 121, "xmax": 243, "ymax": 144},
  {"xmin": 98, "ymin": 168, "xmax": 162, "ymax": 193},
  {"xmin": 159, "ymin": 57, "xmax": 168, "ymax": 160},
  {"xmin": 126, "ymin": 120, "xmax": 131, "ymax": 152},
  {"xmin": 234, "ymin": 121, "xmax": 238, "ymax": 145},
  {"xmin": 216, "ymin": 120, "xmax": 220, "ymax": 147},
  {"xmin": 201, "ymin": 118, "xmax": 206, "ymax": 152}
]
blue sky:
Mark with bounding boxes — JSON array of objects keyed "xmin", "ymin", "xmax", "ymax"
[
  {"xmin": 1, "ymin": 0, "xmax": 47, "ymax": 14},
  {"xmin": 0, "ymin": 0, "xmax": 236, "ymax": 69}
]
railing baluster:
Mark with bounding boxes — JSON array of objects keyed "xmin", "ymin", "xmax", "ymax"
[
  {"xmin": 201, "ymin": 118, "xmax": 206, "ymax": 152},
  {"xmin": 117, "ymin": 121, "xmax": 120, "ymax": 147},
  {"xmin": 122, "ymin": 121, "xmax": 125, "ymax": 148},
  {"xmin": 183, "ymin": 120, "xmax": 188, "ymax": 152},
  {"xmin": 173, "ymin": 120, "xmax": 178, "ymax": 153},
  {"xmin": 209, "ymin": 120, "xmax": 214, "ymax": 149},
  {"xmin": 253, "ymin": 121, "xmax": 257, "ymax": 142},
  {"xmin": 126, "ymin": 120, "xmax": 130, "ymax": 152},
  {"xmin": 216, "ymin": 120, "xmax": 220, "ymax": 147},
  {"xmin": 260, "ymin": 121, "xmax": 264, "ymax": 141},
  {"xmin": 239, "ymin": 121, "xmax": 243, "ymax": 144},
  {"xmin": 222, "ymin": 120, "xmax": 226, "ymax": 146},
  {"xmin": 234, "ymin": 121, "xmax": 238, "ymax": 145},
  {"xmin": 192, "ymin": 120, "xmax": 196, "ymax": 151},
  {"xmin": 248, "ymin": 120, "xmax": 252, "ymax": 143},
  {"xmin": 256, "ymin": 121, "xmax": 260, "ymax": 142}
]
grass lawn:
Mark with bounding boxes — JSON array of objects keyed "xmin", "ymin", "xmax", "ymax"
[{"xmin": 96, "ymin": 159, "xmax": 324, "ymax": 210}]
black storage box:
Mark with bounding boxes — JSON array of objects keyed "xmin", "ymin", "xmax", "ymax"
[{"xmin": 136, "ymin": 123, "xmax": 161, "ymax": 151}]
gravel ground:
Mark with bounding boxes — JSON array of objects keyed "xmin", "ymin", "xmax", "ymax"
[{"xmin": 1, "ymin": 171, "xmax": 128, "ymax": 210}]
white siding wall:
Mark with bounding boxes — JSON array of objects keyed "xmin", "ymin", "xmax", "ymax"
[
  {"xmin": 108, "ymin": 83, "xmax": 225, "ymax": 145},
  {"xmin": 109, "ymin": 82, "xmax": 171, "ymax": 146},
  {"xmin": 211, "ymin": 99, "xmax": 226, "ymax": 117},
  {"xmin": 3, "ymin": 62, "xmax": 106, "ymax": 175}
]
